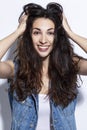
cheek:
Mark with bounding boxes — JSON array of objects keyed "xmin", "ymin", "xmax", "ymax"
[
  {"xmin": 48, "ymin": 36, "xmax": 54, "ymax": 43},
  {"xmin": 50, "ymin": 39, "xmax": 54, "ymax": 47},
  {"xmin": 32, "ymin": 41, "xmax": 36, "ymax": 48},
  {"xmin": 31, "ymin": 36, "xmax": 37, "ymax": 46}
]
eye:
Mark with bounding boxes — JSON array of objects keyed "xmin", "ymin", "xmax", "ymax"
[
  {"xmin": 33, "ymin": 31, "xmax": 40, "ymax": 35},
  {"xmin": 47, "ymin": 32, "xmax": 54, "ymax": 35}
]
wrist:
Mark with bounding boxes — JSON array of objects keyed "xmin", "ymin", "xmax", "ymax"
[
  {"xmin": 66, "ymin": 29, "xmax": 74, "ymax": 38},
  {"xmin": 14, "ymin": 28, "xmax": 22, "ymax": 38}
]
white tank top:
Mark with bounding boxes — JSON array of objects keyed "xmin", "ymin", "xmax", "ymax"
[{"xmin": 36, "ymin": 94, "xmax": 50, "ymax": 130}]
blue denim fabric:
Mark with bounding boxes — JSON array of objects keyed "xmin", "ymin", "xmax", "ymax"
[
  {"xmin": 9, "ymin": 60, "xmax": 77, "ymax": 130},
  {"xmin": 9, "ymin": 93, "xmax": 77, "ymax": 130}
]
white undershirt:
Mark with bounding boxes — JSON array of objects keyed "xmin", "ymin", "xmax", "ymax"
[{"xmin": 36, "ymin": 94, "xmax": 50, "ymax": 130}]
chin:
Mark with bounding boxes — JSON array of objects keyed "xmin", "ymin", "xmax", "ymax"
[
  {"xmin": 37, "ymin": 53, "xmax": 50, "ymax": 60},
  {"xmin": 37, "ymin": 52, "xmax": 48, "ymax": 57}
]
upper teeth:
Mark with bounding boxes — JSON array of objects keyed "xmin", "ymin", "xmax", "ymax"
[{"xmin": 39, "ymin": 46, "xmax": 49, "ymax": 48}]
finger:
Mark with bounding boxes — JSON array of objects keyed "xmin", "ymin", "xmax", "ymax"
[{"xmin": 19, "ymin": 14, "xmax": 28, "ymax": 23}]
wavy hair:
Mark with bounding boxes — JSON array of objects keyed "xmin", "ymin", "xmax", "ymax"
[{"xmin": 10, "ymin": 2, "xmax": 80, "ymax": 107}]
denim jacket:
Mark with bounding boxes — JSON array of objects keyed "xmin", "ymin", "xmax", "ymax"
[
  {"xmin": 9, "ymin": 61, "xmax": 77, "ymax": 130},
  {"xmin": 9, "ymin": 93, "xmax": 77, "ymax": 130}
]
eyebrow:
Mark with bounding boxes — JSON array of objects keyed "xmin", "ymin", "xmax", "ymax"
[{"xmin": 32, "ymin": 28, "xmax": 55, "ymax": 31}]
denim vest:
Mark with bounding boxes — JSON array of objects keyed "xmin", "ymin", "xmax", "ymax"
[
  {"xmin": 8, "ymin": 60, "xmax": 77, "ymax": 130},
  {"xmin": 9, "ymin": 93, "xmax": 77, "ymax": 130}
]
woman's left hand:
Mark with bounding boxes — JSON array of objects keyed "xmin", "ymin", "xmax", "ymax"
[{"xmin": 62, "ymin": 13, "xmax": 72, "ymax": 36}]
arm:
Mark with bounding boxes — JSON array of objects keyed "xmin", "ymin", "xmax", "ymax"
[
  {"xmin": 63, "ymin": 14, "xmax": 87, "ymax": 75},
  {"xmin": 62, "ymin": 14, "xmax": 87, "ymax": 53},
  {"xmin": 0, "ymin": 14, "xmax": 27, "ymax": 78},
  {"xmin": 0, "ymin": 14, "xmax": 27, "ymax": 59},
  {"xmin": 78, "ymin": 58, "xmax": 87, "ymax": 75},
  {"xmin": 73, "ymin": 56, "xmax": 87, "ymax": 75}
]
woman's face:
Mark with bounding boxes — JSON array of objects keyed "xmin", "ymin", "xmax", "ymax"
[{"xmin": 31, "ymin": 18, "xmax": 55, "ymax": 58}]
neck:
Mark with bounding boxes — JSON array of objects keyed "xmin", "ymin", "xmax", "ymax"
[{"xmin": 42, "ymin": 56, "xmax": 49, "ymax": 76}]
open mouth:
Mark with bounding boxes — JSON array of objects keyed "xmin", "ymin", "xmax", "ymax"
[{"xmin": 38, "ymin": 45, "xmax": 50, "ymax": 52}]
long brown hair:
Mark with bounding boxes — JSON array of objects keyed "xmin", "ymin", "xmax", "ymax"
[{"xmin": 10, "ymin": 2, "xmax": 80, "ymax": 107}]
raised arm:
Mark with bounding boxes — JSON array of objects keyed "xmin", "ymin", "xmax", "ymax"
[
  {"xmin": 62, "ymin": 14, "xmax": 87, "ymax": 53},
  {"xmin": 0, "ymin": 14, "xmax": 27, "ymax": 59},
  {"xmin": 0, "ymin": 14, "xmax": 27, "ymax": 78},
  {"xmin": 62, "ymin": 14, "xmax": 87, "ymax": 75}
]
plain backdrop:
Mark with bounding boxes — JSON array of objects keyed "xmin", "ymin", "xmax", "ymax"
[{"xmin": 0, "ymin": 0, "xmax": 87, "ymax": 130}]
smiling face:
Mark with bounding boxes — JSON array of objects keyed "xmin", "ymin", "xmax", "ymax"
[{"xmin": 31, "ymin": 18, "xmax": 55, "ymax": 58}]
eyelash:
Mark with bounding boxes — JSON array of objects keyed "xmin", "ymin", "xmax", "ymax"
[
  {"xmin": 47, "ymin": 32, "xmax": 54, "ymax": 35},
  {"xmin": 33, "ymin": 31, "xmax": 40, "ymax": 35},
  {"xmin": 32, "ymin": 31, "xmax": 54, "ymax": 35}
]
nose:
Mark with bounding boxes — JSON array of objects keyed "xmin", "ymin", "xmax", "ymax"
[{"xmin": 39, "ymin": 34, "xmax": 47, "ymax": 44}]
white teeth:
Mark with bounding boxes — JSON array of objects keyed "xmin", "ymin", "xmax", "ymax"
[
  {"xmin": 39, "ymin": 46, "xmax": 48, "ymax": 48},
  {"xmin": 38, "ymin": 45, "xmax": 49, "ymax": 52},
  {"xmin": 38, "ymin": 46, "xmax": 49, "ymax": 48}
]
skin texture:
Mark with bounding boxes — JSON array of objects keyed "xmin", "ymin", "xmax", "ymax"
[{"xmin": 31, "ymin": 18, "xmax": 55, "ymax": 59}]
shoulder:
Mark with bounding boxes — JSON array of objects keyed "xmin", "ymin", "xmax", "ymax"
[
  {"xmin": 73, "ymin": 55, "xmax": 87, "ymax": 75},
  {"xmin": 0, "ymin": 60, "xmax": 14, "ymax": 78}
]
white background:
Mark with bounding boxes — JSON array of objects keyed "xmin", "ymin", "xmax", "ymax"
[{"xmin": 0, "ymin": 0, "xmax": 87, "ymax": 130}]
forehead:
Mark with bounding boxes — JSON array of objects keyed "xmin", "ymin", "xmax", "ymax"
[{"xmin": 32, "ymin": 18, "xmax": 55, "ymax": 29}]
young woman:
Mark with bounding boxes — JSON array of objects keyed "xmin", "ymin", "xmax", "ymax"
[{"xmin": 0, "ymin": 2, "xmax": 87, "ymax": 130}]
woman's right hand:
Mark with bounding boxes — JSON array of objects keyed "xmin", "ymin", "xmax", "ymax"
[{"xmin": 16, "ymin": 14, "xmax": 28, "ymax": 36}]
